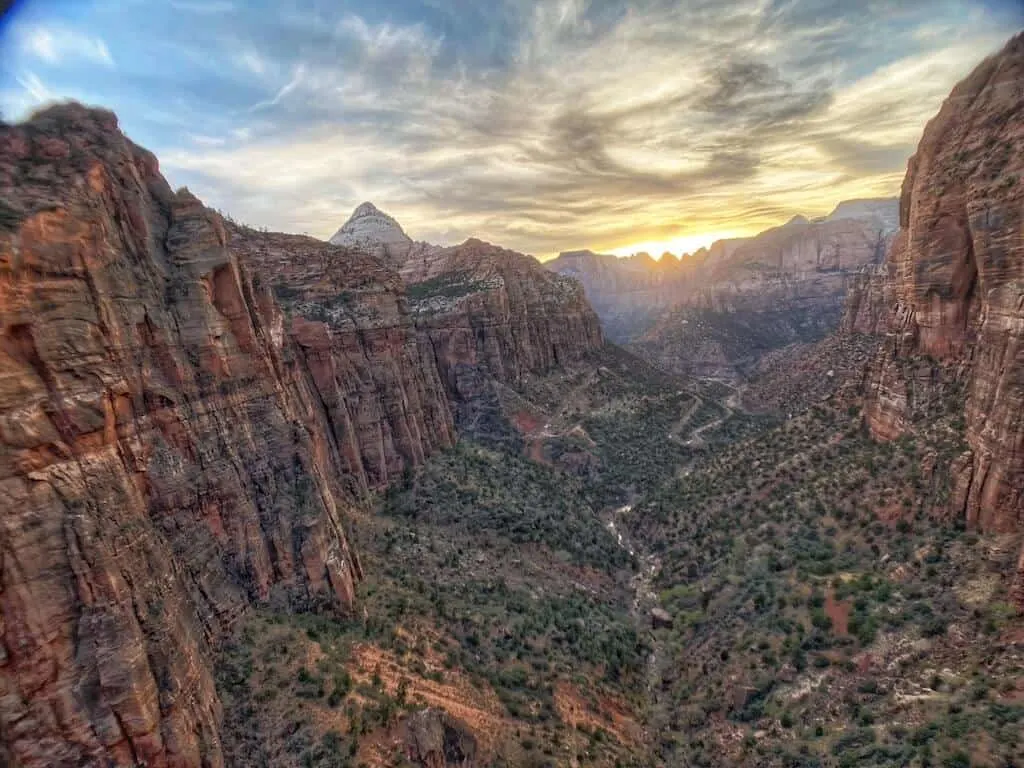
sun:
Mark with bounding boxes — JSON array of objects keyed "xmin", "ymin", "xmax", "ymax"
[{"xmin": 608, "ymin": 230, "xmax": 749, "ymax": 259}]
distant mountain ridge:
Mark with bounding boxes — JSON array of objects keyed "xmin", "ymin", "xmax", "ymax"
[{"xmin": 546, "ymin": 197, "xmax": 899, "ymax": 377}]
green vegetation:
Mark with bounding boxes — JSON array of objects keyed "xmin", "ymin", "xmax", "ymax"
[
  {"xmin": 384, "ymin": 441, "xmax": 632, "ymax": 570},
  {"xmin": 216, "ymin": 340, "xmax": 1023, "ymax": 768},
  {"xmin": 625, "ymin": 395, "xmax": 1022, "ymax": 767},
  {"xmin": 406, "ymin": 271, "xmax": 489, "ymax": 302}
]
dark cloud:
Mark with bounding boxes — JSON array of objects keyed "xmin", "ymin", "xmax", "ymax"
[{"xmin": 816, "ymin": 136, "xmax": 916, "ymax": 175}]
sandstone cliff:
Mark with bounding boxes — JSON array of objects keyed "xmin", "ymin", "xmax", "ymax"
[
  {"xmin": 850, "ymin": 33, "xmax": 1024, "ymax": 536},
  {"xmin": 0, "ymin": 105, "xmax": 452, "ymax": 767},
  {"xmin": 321, "ymin": 203, "xmax": 605, "ymax": 443},
  {"xmin": 618, "ymin": 210, "xmax": 894, "ymax": 381},
  {"xmin": 543, "ymin": 249, "xmax": 683, "ymax": 340},
  {"xmin": 403, "ymin": 238, "xmax": 604, "ymax": 442},
  {"xmin": 228, "ymin": 226, "xmax": 455, "ymax": 490}
]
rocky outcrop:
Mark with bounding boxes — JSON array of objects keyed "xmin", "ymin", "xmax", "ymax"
[
  {"xmin": 402, "ymin": 708, "xmax": 478, "ymax": 768},
  {"xmin": 229, "ymin": 226, "xmax": 455, "ymax": 491},
  {"xmin": 328, "ymin": 201, "xmax": 413, "ymax": 264},
  {"xmin": 0, "ymin": 105, "xmax": 451, "ymax": 767},
  {"xmin": 853, "ymin": 33, "xmax": 1024, "ymax": 535}
]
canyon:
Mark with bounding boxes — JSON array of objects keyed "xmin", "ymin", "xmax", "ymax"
[
  {"xmin": 0, "ymin": 28, "xmax": 1023, "ymax": 768},
  {"xmin": 0, "ymin": 105, "xmax": 601, "ymax": 767}
]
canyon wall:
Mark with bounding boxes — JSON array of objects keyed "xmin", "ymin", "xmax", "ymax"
[
  {"xmin": 0, "ymin": 104, "xmax": 606, "ymax": 767},
  {"xmin": 850, "ymin": 32, "xmax": 1024, "ymax": 535},
  {"xmin": 0, "ymin": 105, "xmax": 453, "ymax": 767},
  {"xmin": 228, "ymin": 226, "xmax": 455, "ymax": 491},
  {"xmin": 403, "ymin": 238, "xmax": 604, "ymax": 441}
]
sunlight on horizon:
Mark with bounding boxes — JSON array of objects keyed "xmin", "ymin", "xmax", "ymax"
[{"xmin": 606, "ymin": 230, "xmax": 752, "ymax": 259}]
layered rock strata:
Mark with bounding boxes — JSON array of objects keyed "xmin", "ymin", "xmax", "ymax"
[
  {"xmin": 0, "ymin": 105, "xmax": 452, "ymax": 767},
  {"xmin": 849, "ymin": 33, "xmax": 1024, "ymax": 536}
]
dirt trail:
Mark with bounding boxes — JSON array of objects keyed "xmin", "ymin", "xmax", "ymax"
[
  {"xmin": 668, "ymin": 397, "xmax": 702, "ymax": 442},
  {"xmin": 684, "ymin": 385, "xmax": 742, "ymax": 446}
]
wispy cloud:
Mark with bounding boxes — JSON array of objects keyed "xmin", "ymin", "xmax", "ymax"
[
  {"xmin": 0, "ymin": 0, "xmax": 1020, "ymax": 256},
  {"xmin": 16, "ymin": 72, "xmax": 53, "ymax": 104},
  {"xmin": 248, "ymin": 64, "xmax": 306, "ymax": 111},
  {"xmin": 17, "ymin": 25, "xmax": 115, "ymax": 68}
]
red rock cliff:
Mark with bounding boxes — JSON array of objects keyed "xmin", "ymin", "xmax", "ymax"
[
  {"xmin": 0, "ymin": 105, "xmax": 451, "ymax": 767},
  {"xmin": 402, "ymin": 239, "xmax": 603, "ymax": 437},
  {"xmin": 853, "ymin": 33, "xmax": 1024, "ymax": 535},
  {"xmin": 228, "ymin": 227, "xmax": 455, "ymax": 491}
]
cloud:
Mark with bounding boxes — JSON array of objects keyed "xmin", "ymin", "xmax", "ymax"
[
  {"xmin": 18, "ymin": 25, "xmax": 115, "ymax": 68},
  {"xmin": 248, "ymin": 64, "xmax": 306, "ymax": 111},
  {"xmin": 16, "ymin": 72, "xmax": 53, "ymax": 103},
  {"xmin": 1, "ymin": 0, "xmax": 1020, "ymax": 256}
]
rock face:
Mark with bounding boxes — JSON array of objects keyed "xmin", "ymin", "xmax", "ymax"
[
  {"xmin": 323, "ymin": 207, "xmax": 605, "ymax": 444},
  {"xmin": 229, "ymin": 227, "xmax": 455, "ymax": 491},
  {"xmin": 0, "ymin": 105, "xmax": 452, "ymax": 767},
  {"xmin": 825, "ymin": 197, "xmax": 901, "ymax": 231},
  {"xmin": 403, "ymin": 239, "xmax": 604, "ymax": 442},
  {"xmin": 328, "ymin": 201, "xmax": 413, "ymax": 264},
  {"xmin": 851, "ymin": 32, "xmax": 1024, "ymax": 535},
  {"xmin": 544, "ymin": 249, "xmax": 684, "ymax": 340},
  {"xmin": 402, "ymin": 708, "xmax": 478, "ymax": 768},
  {"xmin": 617, "ymin": 208, "xmax": 897, "ymax": 381}
]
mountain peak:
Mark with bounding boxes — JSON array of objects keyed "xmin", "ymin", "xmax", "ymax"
[
  {"xmin": 351, "ymin": 201, "xmax": 386, "ymax": 218},
  {"xmin": 329, "ymin": 201, "xmax": 412, "ymax": 262}
]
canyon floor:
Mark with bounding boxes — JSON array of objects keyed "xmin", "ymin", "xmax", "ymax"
[{"xmin": 214, "ymin": 339, "xmax": 1024, "ymax": 768}]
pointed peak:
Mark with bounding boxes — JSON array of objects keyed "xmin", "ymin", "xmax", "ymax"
[
  {"xmin": 351, "ymin": 201, "xmax": 386, "ymax": 219},
  {"xmin": 329, "ymin": 201, "xmax": 412, "ymax": 260}
]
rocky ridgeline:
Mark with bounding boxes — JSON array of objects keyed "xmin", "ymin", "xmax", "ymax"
[
  {"xmin": 0, "ymin": 105, "xmax": 601, "ymax": 767},
  {"xmin": 325, "ymin": 205, "xmax": 605, "ymax": 442},
  {"xmin": 845, "ymin": 32, "xmax": 1024, "ymax": 544},
  {"xmin": 546, "ymin": 199, "xmax": 898, "ymax": 348}
]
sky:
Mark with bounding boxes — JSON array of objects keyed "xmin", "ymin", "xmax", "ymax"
[{"xmin": 0, "ymin": 1, "xmax": 1021, "ymax": 259}]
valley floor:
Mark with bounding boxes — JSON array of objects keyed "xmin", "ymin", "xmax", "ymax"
[{"xmin": 216, "ymin": 340, "xmax": 1024, "ymax": 768}]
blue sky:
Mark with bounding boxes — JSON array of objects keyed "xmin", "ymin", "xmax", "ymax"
[{"xmin": 1, "ymin": 0, "xmax": 1021, "ymax": 257}]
